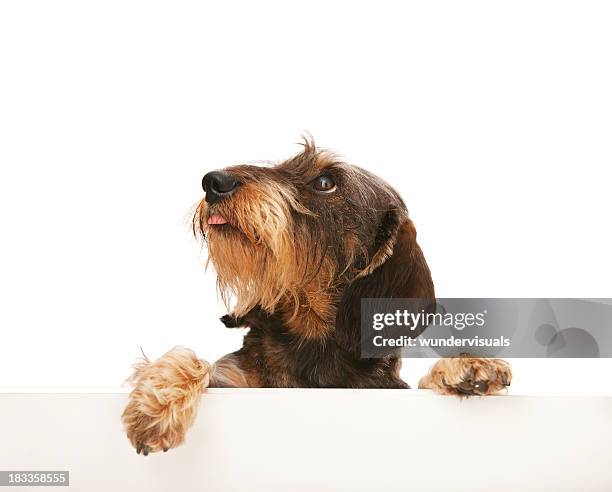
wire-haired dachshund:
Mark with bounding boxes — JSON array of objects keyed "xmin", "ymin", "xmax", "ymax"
[{"xmin": 122, "ymin": 139, "xmax": 511, "ymax": 455}]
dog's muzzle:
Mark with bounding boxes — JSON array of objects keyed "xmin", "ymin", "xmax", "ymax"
[{"xmin": 202, "ymin": 170, "xmax": 238, "ymax": 204}]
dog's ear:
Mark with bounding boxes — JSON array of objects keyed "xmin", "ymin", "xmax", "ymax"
[
  {"xmin": 335, "ymin": 210, "xmax": 435, "ymax": 354},
  {"xmin": 351, "ymin": 210, "xmax": 435, "ymax": 299}
]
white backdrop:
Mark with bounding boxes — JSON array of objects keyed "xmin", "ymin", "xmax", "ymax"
[{"xmin": 0, "ymin": 1, "xmax": 610, "ymax": 391}]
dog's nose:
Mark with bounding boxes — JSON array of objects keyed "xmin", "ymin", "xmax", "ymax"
[{"xmin": 202, "ymin": 171, "xmax": 238, "ymax": 203}]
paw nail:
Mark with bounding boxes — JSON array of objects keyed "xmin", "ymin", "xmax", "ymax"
[{"xmin": 474, "ymin": 381, "xmax": 488, "ymax": 393}]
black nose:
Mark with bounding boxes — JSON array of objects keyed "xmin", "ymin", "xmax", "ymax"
[{"xmin": 202, "ymin": 171, "xmax": 238, "ymax": 203}]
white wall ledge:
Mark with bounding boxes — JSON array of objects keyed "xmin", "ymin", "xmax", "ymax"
[{"xmin": 1, "ymin": 389, "xmax": 611, "ymax": 491}]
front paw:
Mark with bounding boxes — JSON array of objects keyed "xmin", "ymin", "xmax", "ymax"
[
  {"xmin": 419, "ymin": 356, "xmax": 511, "ymax": 397},
  {"xmin": 123, "ymin": 399, "xmax": 178, "ymax": 455},
  {"xmin": 121, "ymin": 347, "xmax": 210, "ymax": 455}
]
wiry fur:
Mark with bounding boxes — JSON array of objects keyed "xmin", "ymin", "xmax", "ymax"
[
  {"xmin": 419, "ymin": 356, "xmax": 512, "ymax": 396},
  {"xmin": 122, "ymin": 347, "xmax": 209, "ymax": 455},
  {"xmin": 123, "ymin": 138, "xmax": 512, "ymax": 454}
]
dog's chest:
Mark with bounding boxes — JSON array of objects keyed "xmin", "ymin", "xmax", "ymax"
[{"xmin": 239, "ymin": 322, "xmax": 345, "ymax": 387}]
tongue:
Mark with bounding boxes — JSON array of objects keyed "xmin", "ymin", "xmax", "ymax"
[{"xmin": 207, "ymin": 215, "xmax": 228, "ymax": 225}]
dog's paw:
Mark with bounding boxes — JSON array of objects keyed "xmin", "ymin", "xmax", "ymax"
[
  {"xmin": 121, "ymin": 347, "xmax": 210, "ymax": 455},
  {"xmin": 418, "ymin": 356, "xmax": 511, "ymax": 397}
]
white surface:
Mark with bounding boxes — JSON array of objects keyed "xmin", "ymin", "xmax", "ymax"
[
  {"xmin": 1, "ymin": 389, "xmax": 611, "ymax": 492},
  {"xmin": 0, "ymin": 1, "xmax": 611, "ymax": 391}
]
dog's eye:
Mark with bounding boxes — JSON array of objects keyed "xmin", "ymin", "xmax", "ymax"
[{"xmin": 311, "ymin": 174, "xmax": 336, "ymax": 193}]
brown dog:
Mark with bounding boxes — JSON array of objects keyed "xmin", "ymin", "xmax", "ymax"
[{"xmin": 122, "ymin": 139, "xmax": 511, "ymax": 455}]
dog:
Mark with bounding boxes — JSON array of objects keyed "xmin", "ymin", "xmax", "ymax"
[{"xmin": 122, "ymin": 139, "xmax": 512, "ymax": 455}]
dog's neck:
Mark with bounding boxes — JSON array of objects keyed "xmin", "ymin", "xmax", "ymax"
[
  {"xmin": 277, "ymin": 264, "xmax": 365, "ymax": 343},
  {"xmin": 279, "ymin": 286, "xmax": 339, "ymax": 341},
  {"xmin": 274, "ymin": 255, "xmax": 353, "ymax": 341}
]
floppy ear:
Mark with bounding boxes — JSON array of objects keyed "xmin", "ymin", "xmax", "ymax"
[{"xmin": 335, "ymin": 211, "xmax": 435, "ymax": 355}]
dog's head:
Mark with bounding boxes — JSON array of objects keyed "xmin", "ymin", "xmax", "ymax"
[{"xmin": 194, "ymin": 139, "xmax": 434, "ymax": 339}]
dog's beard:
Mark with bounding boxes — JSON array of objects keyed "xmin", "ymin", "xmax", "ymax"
[
  {"xmin": 196, "ymin": 181, "xmax": 318, "ymax": 317},
  {"xmin": 208, "ymin": 229, "xmax": 293, "ymax": 315}
]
